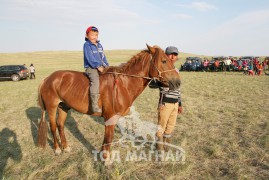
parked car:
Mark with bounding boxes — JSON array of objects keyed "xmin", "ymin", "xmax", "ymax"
[
  {"xmin": 241, "ymin": 56, "xmax": 254, "ymax": 61},
  {"xmin": 181, "ymin": 57, "xmax": 203, "ymax": 71},
  {"xmin": 208, "ymin": 56, "xmax": 228, "ymax": 71},
  {"xmin": 240, "ymin": 56, "xmax": 255, "ymax": 63},
  {"xmin": 0, "ymin": 65, "xmax": 29, "ymax": 81}
]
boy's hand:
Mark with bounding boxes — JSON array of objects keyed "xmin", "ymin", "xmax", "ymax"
[
  {"xmin": 97, "ymin": 66, "xmax": 104, "ymax": 72},
  {"xmin": 178, "ymin": 106, "xmax": 183, "ymax": 114}
]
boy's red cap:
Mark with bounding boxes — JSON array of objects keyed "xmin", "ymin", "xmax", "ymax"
[{"xmin": 86, "ymin": 26, "xmax": 98, "ymax": 34}]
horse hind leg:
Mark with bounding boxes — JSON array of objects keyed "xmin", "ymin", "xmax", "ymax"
[
  {"xmin": 47, "ymin": 106, "xmax": 62, "ymax": 155},
  {"xmin": 57, "ymin": 102, "xmax": 71, "ymax": 153}
]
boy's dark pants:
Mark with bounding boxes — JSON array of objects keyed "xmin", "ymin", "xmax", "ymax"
[
  {"xmin": 85, "ymin": 68, "xmax": 101, "ymax": 113},
  {"xmin": 86, "ymin": 68, "xmax": 99, "ymax": 94}
]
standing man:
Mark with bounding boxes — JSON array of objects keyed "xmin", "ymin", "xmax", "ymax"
[
  {"xmin": 224, "ymin": 58, "xmax": 232, "ymax": 71},
  {"xmin": 29, "ymin": 64, "xmax": 35, "ymax": 79},
  {"xmin": 149, "ymin": 46, "xmax": 183, "ymax": 152}
]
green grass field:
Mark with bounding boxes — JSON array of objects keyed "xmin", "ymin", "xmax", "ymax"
[{"xmin": 0, "ymin": 50, "xmax": 268, "ymax": 179}]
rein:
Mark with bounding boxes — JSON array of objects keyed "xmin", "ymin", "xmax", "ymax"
[
  {"xmin": 104, "ymin": 71, "xmax": 153, "ymax": 80},
  {"xmin": 103, "ymin": 54, "xmax": 176, "ymax": 81}
]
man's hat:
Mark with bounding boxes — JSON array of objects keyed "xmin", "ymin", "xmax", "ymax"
[{"xmin": 165, "ymin": 46, "xmax": 179, "ymax": 55}]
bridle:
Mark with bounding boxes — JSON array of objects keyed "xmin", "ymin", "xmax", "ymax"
[{"xmin": 149, "ymin": 53, "xmax": 177, "ymax": 82}]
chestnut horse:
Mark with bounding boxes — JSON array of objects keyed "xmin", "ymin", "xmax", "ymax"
[{"xmin": 37, "ymin": 45, "xmax": 181, "ymax": 164}]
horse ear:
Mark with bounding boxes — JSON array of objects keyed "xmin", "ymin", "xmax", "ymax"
[{"xmin": 146, "ymin": 44, "xmax": 155, "ymax": 54}]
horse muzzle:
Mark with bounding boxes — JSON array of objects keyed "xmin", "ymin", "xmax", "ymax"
[{"xmin": 158, "ymin": 78, "xmax": 180, "ymax": 91}]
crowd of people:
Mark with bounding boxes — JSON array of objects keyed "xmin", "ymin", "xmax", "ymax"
[{"xmin": 181, "ymin": 57, "xmax": 269, "ymax": 76}]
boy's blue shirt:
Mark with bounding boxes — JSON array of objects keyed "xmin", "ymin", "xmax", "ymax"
[{"xmin": 83, "ymin": 40, "xmax": 109, "ymax": 69}]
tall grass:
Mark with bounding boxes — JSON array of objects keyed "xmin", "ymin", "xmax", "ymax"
[{"xmin": 0, "ymin": 50, "xmax": 268, "ymax": 179}]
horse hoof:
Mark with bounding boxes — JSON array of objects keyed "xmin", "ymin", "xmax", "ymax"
[
  {"xmin": 64, "ymin": 146, "xmax": 71, "ymax": 153},
  {"xmin": 55, "ymin": 148, "xmax": 62, "ymax": 155}
]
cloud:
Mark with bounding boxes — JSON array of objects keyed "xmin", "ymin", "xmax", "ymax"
[
  {"xmin": 177, "ymin": 1, "xmax": 218, "ymax": 12},
  {"xmin": 0, "ymin": 0, "xmax": 143, "ymax": 26}
]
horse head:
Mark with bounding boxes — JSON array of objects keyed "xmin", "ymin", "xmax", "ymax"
[{"xmin": 147, "ymin": 44, "xmax": 181, "ymax": 90}]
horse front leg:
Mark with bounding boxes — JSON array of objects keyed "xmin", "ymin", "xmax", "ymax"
[{"xmin": 101, "ymin": 124, "xmax": 115, "ymax": 166}]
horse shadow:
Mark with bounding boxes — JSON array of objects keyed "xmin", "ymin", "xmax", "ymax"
[
  {"xmin": 57, "ymin": 110, "xmax": 108, "ymax": 169},
  {"xmin": 25, "ymin": 107, "xmax": 53, "ymax": 147},
  {"xmin": 26, "ymin": 107, "xmax": 97, "ymax": 152},
  {"xmin": 65, "ymin": 110, "xmax": 97, "ymax": 152},
  {"xmin": 0, "ymin": 128, "xmax": 22, "ymax": 179}
]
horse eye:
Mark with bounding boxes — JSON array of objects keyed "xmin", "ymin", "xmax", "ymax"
[{"xmin": 162, "ymin": 60, "xmax": 167, "ymax": 64}]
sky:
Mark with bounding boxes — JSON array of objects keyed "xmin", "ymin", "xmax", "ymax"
[{"xmin": 1, "ymin": 0, "xmax": 269, "ymax": 56}]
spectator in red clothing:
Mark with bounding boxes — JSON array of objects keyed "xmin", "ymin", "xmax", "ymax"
[
  {"xmin": 253, "ymin": 57, "xmax": 259, "ymax": 75},
  {"xmin": 257, "ymin": 63, "xmax": 263, "ymax": 76},
  {"xmin": 232, "ymin": 59, "xmax": 238, "ymax": 71},
  {"xmin": 238, "ymin": 59, "xmax": 243, "ymax": 71},
  {"xmin": 203, "ymin": 59, "xmax": 209, "ymax": 72},
  {"xmin": 214, "ymin": 60, "xmax": 219, "ymax": 71}
]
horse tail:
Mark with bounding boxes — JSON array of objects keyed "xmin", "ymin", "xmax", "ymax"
[
  {"xmin": 37, "ymin": 79, "xmax": 46, "ymax": 111},
  {"xmin": 37, "ymin": 80, "xmax": 48, "ymax": 148}
]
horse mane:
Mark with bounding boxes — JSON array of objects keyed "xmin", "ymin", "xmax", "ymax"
[{"xmin": 103, "ymin": 49, "xmax": 150, "ymax": 74}]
